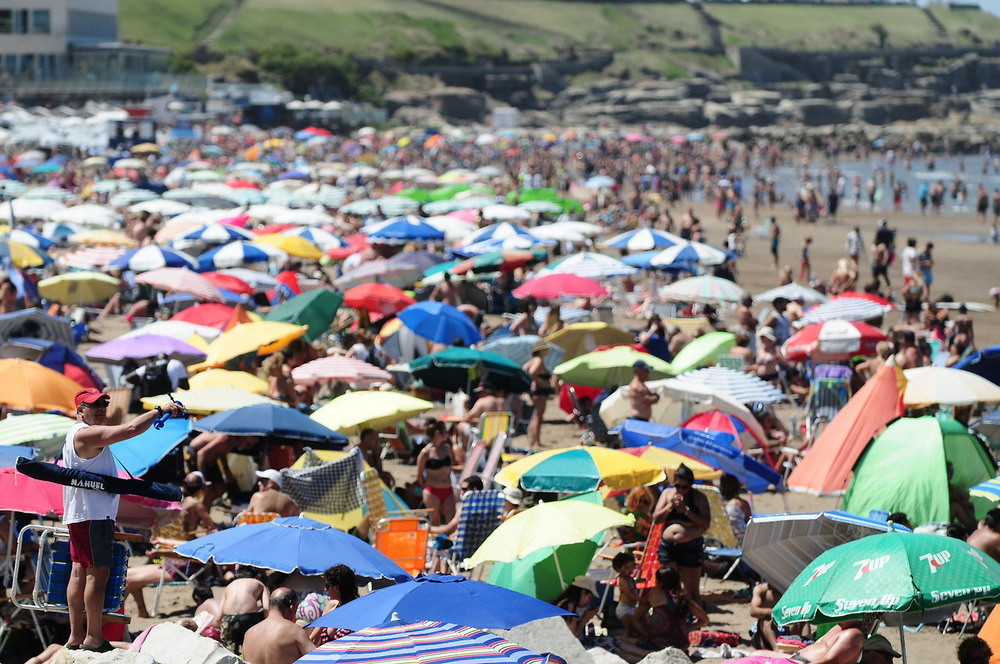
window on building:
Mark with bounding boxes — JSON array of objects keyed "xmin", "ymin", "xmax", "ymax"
[
  {"xmin": 32, "ymin": 10, "xmax": 50, "ymax": 34},
  {"xmin": 12, "ymin": 9, "xmax": 27, "ymax": 34},
  {"xmin": 0, "ymin": 11, "xmax": 12, "ymax": 33}
]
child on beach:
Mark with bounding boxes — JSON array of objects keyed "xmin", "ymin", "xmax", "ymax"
[{"xmin": 612, "ymin": 552, "xmax": 647, "ymax": 640}]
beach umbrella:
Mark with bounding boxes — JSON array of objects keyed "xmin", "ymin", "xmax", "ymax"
[
  {"xmin": 554, "ymin": 346, "xmax": 673, "ymax": 389},
  {"xmin": 120, "ymin": 320, "xmax": 222, "ymax": 344},
  {"xmin": 57, "ymin": 246, "xmax": 125, "ymax": 271},
  {"xmin": 425, "ymin": 215, "xmax": 478, "ymax": 242},
  {"xmin": 650, "ymin": 241, "xmax": 734, "ymax": 267},
  {"xmin": 797, "ymin": 298, "xmax": 892, "ymax": 327},
  {"xmin": 343, "ymin": 283, "xmax": 415, "ymax": 315},
  {"xmin": 674, "ymin": 366, "xmax": 786, "ymax": 404},
  {"xmin": 772, "ymin": 530, "xmax": 1000, "ymax": 626},
  {"xmin": 682, "ymin": 410, "xmax": 767, "ymax": 453},
  {"xmin": 0, "ymin": 337, "xmax": 103, "ymax": 391},
  {"xmin": 311, "ymin": 391, "xmax": 434, "ymax": 435},
  {"xmin": 217, "ymin": 268, "xmax": 280, "ymax": 290},
  {"xmin": 537, "ymin": 251, "xmax": 638, "ymax": 279},
  {"xmin": 482, "ymin": 335, "xmax": 565, "ymax": 371},
  {"xmin": 264, "ymin": 289, "xmax": 343, "ymax": 342},
  {"xmin": 110, "ymin": 417, "xmax": 192, "ymax": 476},
  {"xmin": 130, "ymin": 199, "xmax": 192, "ymax": 217},
  {"xmin": 410, "ymin": 347, "xmax": 531, "ymax": 393},
  {"xmin": 41, "ymin": 221, "xmax": 84, "ymax": 243},
  {"xmin": 37, "ymin": 272, "xmax": 119, "ymax": 305},
  {"xmin": 192, "ymin": 403, "xmax": 348, "ymax": 447},
  {"xmin": 618, "ymin": 419, "xmax": 783, "ymax": 494},
  {"xmin": 512, "ymin": 274, "xmax": 608, "ymax": 300},
  {"xmin": 68, "ymin": 229, "xmax": 136, "ymax": 247},
  {"xmin": 169, "ymin": 304, "xmax": 238, "ymax": 329},
  {"xmin": 172, "ymin": 223, "xmax": 253, "ymax": 247},
  {"xmin": 198, "ymin": 321, "xmax": 308, "ymax": 367},
  {"xmin": 200, "ymin": 272, "xmax": 255, "ymax": 296},
  {"xmin": 295, "ymin": 620, "xmax": 557, "ymax": 664},
  {"xmin": 783, "ymin": 320, "xmax": 887, "ymax": 363},
  {"xmin": 308, "ymin": 574, "xmax": 571, "ymax": 632},
  {"xmin": 955, "ymin": 345, "xmax": 1000, "ymax": 386},
  {"xmin": 5, "ymin": 229, "xmax": 55, "ymax": 250},
  {"xmin": 365, "ymin": 215, "xmax": 445, "ymax": 245},
  {"xmin": 755, "ymin": 283, "xmax": 828, "ymax": 305},
  {"xmin": 0, "ymin": 413, "xmax": 76, "ymax": 457},
  {"xmin": 135, "ymin": 267, "xmax": 224, "ymax": 303},
  {"xmin": 110, "ymin": 190, "xmax": 159, "ymax": 206},
  {"xmin": 544, "ymin": 322, "xmax": 635, "ymax": 361},
  {"xmin": 903, "ymin": 366, "xmax": 1000, "ymax": 406},
  {"xmin": 254, "ymin": 233, "xmax": 323, "ymax": 260},
  {"xmin": 109, "ymin": 245, "xmax": 197, "ymax": 272},
  {"xmin": 85, "ymin": 334, "xmax": 206, "ymax": 366},
  {"xmin": 334, "ymin": 260, "xmax": 423, "ymax": 291},
  {"xmin": 659, "ymin": 275, "xmax": 747, "ymax": 304},
  {"xmin": 142, "ymin": 387, "xmax": 278, "ymax": 414},
  {"xmin": 0, "ymin": 309, "xmax": 75, "ymax": 348},
  {"xmin": 742, "ymin": 511, "xmax": 912, "ymax": 594},
  {"xmin": 461, "ymin": 222, "xmax": 538, "ymax": 247},
  {"xmin": 619, "ymin": 445, "xmax": 720, "ymax": 480},
  {"xmin": 0, "ymin": 358, "xmax": 81, "ymax": 415},
  {"xmin": 384, "ymin": 250, "xmax": 445, "ymax": 274},
  {"xmin": 0, "ymin": 239, "xmax": 52, "ymax": 268},
  {"xmin": 0, "ymin": 467, "xmax": 63, "ymax": 515},
  {"xmin": 0, "ymin": 199, "xmax": 64, "ymax": 222},
  {"xmin": 281, "ymin": 227, "xmax": 345, "ymax": 252},
  {"xmin": 48, "ymin": 204, "xmax": 121, "ymax": 227},
  {"xmin": 530, "ymin": 220, "xmax": 602, "ymax": 243},
  {"xmin": 291, "ymin": 357, "xmax": 392, "ymax": 388},
  {"xmin": 669, "ymin": 331, "xmax": 737, "ymax": 374},
  {"xmin": 398, "ymin": 301, "xmax": 481, "ymax": 346},
  {"xmin": 494, "ymin": 445, "xmax": 664, "ymax": 493},
  {"xmin": 176, "ymin": 516, "xmax": 410, "ymax": 581},
  {"xmin": 456, "ymin": 236, "xmax": 550, "ymax": 256},
  {"xmin": 189, "ymin": 369, "xmax": 267, "ymax": 393},
  {"xmin": 603, "ymin": 228, "xmax": 684, "ymax": 252},
  {"xmin": 0, "ymin": 445, "xmax": 36, "ymax": 468},
  {"xmin": 516, "ymin": 200, "xmax": 563, "ymax": 215},
  {"xmin": 481, "ymin": 204, "xmax": 531, "ymax": 221},
  {"xmin": 452, "ymin": 250, "xmax": 544, "ymax": 275},
  {"xmin": 833, "ymin": 291, "xmax": 894, "ymax": 307},
  {"xmin": 197, "ymin": 240, "xmax": 287, "ymax": 270}
]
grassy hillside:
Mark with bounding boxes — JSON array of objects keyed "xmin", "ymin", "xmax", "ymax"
[{"xmin": 119, "ymin": 1, "xmax": 1000, "ymax": 80}]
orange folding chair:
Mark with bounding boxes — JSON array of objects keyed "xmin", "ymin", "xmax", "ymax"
[
  {"xmin": 635, "ymin": 522, "xmax": 665, "ymax": 590},
  {"xmin": 374, "ymin": 515, "xmax": 430, "ymax": 577}
]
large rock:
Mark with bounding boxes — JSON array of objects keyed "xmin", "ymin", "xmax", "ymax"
[
  {"xmin": 589, "ymin": 647, "xmax": 629, "ymax": 663},
  {"xmin": 492, "ymin": 616, "xmax": 593, "ymax": 664},
  {"xmin": 638, "ymin": 647, "xmax": 693, "ymax": 664},
  {"xmin": 52, "ymin": 649, "xmax": 155, "ymax": 664},
  {"xmin": 139, "ymin": 623, "xmax": 239, "ymax": 664}
]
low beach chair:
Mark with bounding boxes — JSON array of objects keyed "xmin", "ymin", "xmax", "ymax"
[
  {"xmin": 374, "ymin": 515, "xmax": 429, "ymax": 577},
  {"xmin": 448, "ymin": 489, "xmax": 505, "ymax": 575}
]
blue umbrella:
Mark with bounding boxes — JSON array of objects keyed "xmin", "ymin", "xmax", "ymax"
[
  {"xmin": 3, "ymin": 337, "xmax": 104, "ymax": 389},
  {"xmin": 109, "ymin": 245, "xmax": 197, "ymax": 272},
  {"xmin": 193, "ymin": 403, "xmax": 348, "ymax": 448},
  {"xmin": 162, "ymin": 289, "xmax": 245, "ymax": 306},
  {"xmin": 5, "ymin": 229, "xmax": 56, "ymax": 250},
  {"xmin": 0, "ymin": 444, "xmax": 36, "ymax": 468},
  {"xmin": 603, "ymin": 228, "xmax": 683, "ymax": 252},
  {"xmin": 308, "ymin": 573, "xmax": 571, "ymax": 631},
  {"xmin": 461, "ymin": 222, "xmax": 539, "ymax": 247},
  {"xmin": 365, "ymin": 215, "xmax": 445, "ymax": 245},
  {"xmin": 172, "ymin": 223, "xmax": 253, "ymax": 246},
  {"xmin": 174, "ymin": 516, "xmax": 412, "ymax": 581},
  {"xmin": 197, "ymin": 240, "xmax": 284, "ymax": 271},
  {"xmin": 398, "ymin": 301, "xmax": 481, "ymax": 346},
  {"xmin": 111, "ymin": 417, "xmax": 192, "ymax": 476},
  {"xmin": 618, "ymin": 418, "xmax": 783, "ymax": 493},
  {"xmin": 6, "ymin": 268, "xmax": 40, "ymax": 306},
  {"xmin": 650, "ymin": 241, "xmax": 735, "ymax": 267},
  {"xmin": 956, "ymin": 345, "xmax": 1000, "ymax": 386}
]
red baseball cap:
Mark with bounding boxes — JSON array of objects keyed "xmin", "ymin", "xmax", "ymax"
[{"xmin": 75, "ymin": 388, "xmax": 110, "ymax": 409}]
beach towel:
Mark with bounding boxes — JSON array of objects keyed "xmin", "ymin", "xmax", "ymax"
[{"xmin": 280, "ymin": 447, "xmax": 363, "ymax": 514}]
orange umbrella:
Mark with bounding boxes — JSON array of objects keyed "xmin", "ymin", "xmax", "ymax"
[
  {"xmin": 0, "ymin": 358, "xmax": 82, "ymax": 415},
  {"xmin": 980, "ymin": 604, "xmax": 1000, "ymax": 664}
]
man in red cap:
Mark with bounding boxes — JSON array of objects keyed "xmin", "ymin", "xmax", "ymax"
[{"xmin": 63, "ymin": 388, "xmax": 184, "ymax": 652}]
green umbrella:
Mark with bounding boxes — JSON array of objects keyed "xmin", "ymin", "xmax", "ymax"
[
  {"xmin": 773, "ymin": 529, "xmax": 1000, "ymax": 626},
  {"xmin": 670, "ymin": 331, "xmax": 736, "ymax": 374},
  {"xmin": 557, "ymin": 198, "xmax": 585, "ymax": 215},
  {"xmin": 507, "ymin": 188, "xmax": 559, "ymax": 204},
  {"xmin": 264, "ymin": 289, "xmax": 343, "ymax": 342},
  {"xmin": 554, "ymin": 346, "xmax": 674, "ymax": 390},
  {"xmin": 429, "ymin": 184, "xmax": 472, "ymax": 201},
  {"xmin": 396, "ymin": 188, "xmax": 431, "ymax": 204},
  {"xmin": 410, "ymin": 346, "xmax": 531, "ymax": 392}
]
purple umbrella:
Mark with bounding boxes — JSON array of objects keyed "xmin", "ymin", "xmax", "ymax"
[{"xmin": 84, "ymin": 334, "xmax": 206, "ymax": 366}]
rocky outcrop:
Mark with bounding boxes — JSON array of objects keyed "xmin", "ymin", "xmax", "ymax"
[{"xmin": 138, "ymin": 623, "xmax": 239, "ymax": 664}]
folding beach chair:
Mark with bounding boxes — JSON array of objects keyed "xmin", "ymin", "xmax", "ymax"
[
  {"xmin": 635, "ymin": 522, "xmax": 665, "ymax": 590},
  {"xmin": 804, "ymin": 373, "xmax": 852, "ymax": 445},
  {"xmin": 701, "ymin": 485, "xmax": 743, "ymax": 582},
  {"xmin": 147, "ymin": 514, "xmax": 213, "ymax": 616},
  {"xmin": 479, "ymin": 432, "xmax": 507, "ymax": 490},
  {"xmin": 374, "ymin": 515, "xmax": 429, "ymax": 577},
  {"xmin": 380, "ymin": 424, "xmax": 415, "ymax": 463},
  {"xmin": 456, "ymin": 440, "xmax": 487, "ymax": 494},
  {"xmin": 447, "ymin": 489, "xmax": 505, "ymax": 575},
  {"xmin": 104, "ymin": 386, "xmax": 131, "ymax": 425},
  {"xmin": 470, "ymin": 411, "xmax": 512, "ymax": 450}
]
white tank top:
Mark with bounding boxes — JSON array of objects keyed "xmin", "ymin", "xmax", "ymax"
[{"xmin": 62, "ymin": 422, "xmax": 120, "ymax": 525}]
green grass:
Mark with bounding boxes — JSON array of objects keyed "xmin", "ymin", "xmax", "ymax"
[
  {"xmin": 930, "ymin": 6, "xmax": 1000, "ymax": 47},
  {"xmin": 119, "ymin": 0, "xmax": 231, "ymax": 46}
]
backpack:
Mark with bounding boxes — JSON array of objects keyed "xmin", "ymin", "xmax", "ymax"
[{"xmin": 139, "ymin": 359, "xmax": 172, "ymax": 398}]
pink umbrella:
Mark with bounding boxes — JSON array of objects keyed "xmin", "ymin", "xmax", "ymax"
[
  {"xmin": 217, "ymin": 213, "xmax": 252, "ymax": 228},
  {"xmin": 512, "ymin": 273, "xmax": 608, "ymax": 300},
  {"xmin": 135, "ymin": 267, "xmax": 224, "ymax": 302},
  {"xmin": 291, "ymin": 356, "xmax": 392, "ymax": 388},
  {"xmin": 447, "ymin": 209, "xmax": 479, "ymax": 222},
  {"xmin": 57, "ymin": 246, "xmax": 126, "ymax": 270},
  {"xmin": 0, "ymin": 467, "xmax": 63, "ymax": 515}
]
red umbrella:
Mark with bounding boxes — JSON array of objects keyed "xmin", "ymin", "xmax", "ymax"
[
  {"xmin": 217, "ymin": 214, "xmax": 251, "ymax": 228},
  {"xmin": 782, "ymin": 319, "xmax": 887, "ymax": 362},
  {"xmin": 326, "ymin": 234, "xmax": 370, "ymax": 260},
  {"xmin": 343, "ymin": 283, "xmax": 416, "ymax": 315},
  {"xmin": 682, "ymin": 410, "xmax": 766, "ymax": 449},
  {"xmin": 170, "ymin": 303, "xmax": 236, "ymax": 328},
  {"xmin": 512, "ymin": 273, "xmax": 608, "ymax": 300},
  {"xmin": 201, "ymin": 271, "xmax": 255, "ymax": 295},
  {"xmin": 832, "ymin": 291, "xmax": 893, "ymax": 307},
  {"xmin": 275, "ymin": 270, "xmax": 302, "ymax": 296},
  {"xmin": 0, "ymin": 467, "xmax": 63, "ymax": 515},
  {"xmin": 227, "ymin": 179, "xmax": 261, "ymax": 189},
  {"xmin": 558, "ymin": 383, "xmax": 604, "ymax": 415}
]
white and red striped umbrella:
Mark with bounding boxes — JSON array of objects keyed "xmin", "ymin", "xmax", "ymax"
[
  {"xmin": 135, "ymin": 267, "xmax": 224, "ymax": 303},
  {"xmin": 291, "ymin": 356, "xmax": 392, "ymax": 388},
  {"xmin": 782, "ymin": 319, "xmax": 887, "ymax": 362},
  {"xmin": 57, "ymin": 246, "xmax": 126, "ymax": 270}
]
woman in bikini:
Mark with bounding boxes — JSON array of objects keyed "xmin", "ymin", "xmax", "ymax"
[
  {"xmin": 523, "ymin": 342, "xmax": 554, "ymax": 450},
  {"xmin": 416, "ymin": 421, "xmax": 464, "ymax": 527}
]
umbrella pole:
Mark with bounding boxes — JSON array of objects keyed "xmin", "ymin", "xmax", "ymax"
[
  {"xmin": 898, "ymin": 621, "xmax": 907, "ymax": 664},
  {"xmin": 553, "ymin": 549, "xmax": 567, "ymax": 591}
]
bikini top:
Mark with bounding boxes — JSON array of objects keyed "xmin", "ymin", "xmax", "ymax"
[{"xmin": 425, "ymin": 454, "xmax": 452, "ymax": 470}]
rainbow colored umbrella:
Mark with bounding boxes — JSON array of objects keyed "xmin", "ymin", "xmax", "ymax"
[{"xmin": 494, "ymin": 445, "xmax": 664, "ymax": 493}]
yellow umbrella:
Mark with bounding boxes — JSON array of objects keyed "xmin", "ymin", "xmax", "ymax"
[
  {"xmin": 196, "ymin": 321, "xmax": 309, "ymax": 368},
  {"xmin": 311, "ymin": 391, "xmax": 433, "ymax": 435},
  {"xmin": 545, "ymin": 321, "xmax": 636, "ymax": 361},
  {"xmin": 81, "ymin": 156, "xmax": 109, "ymax": 169},
  {"xmin": 38, "ymin": 272, "xmax": 120, "ymax": 305},
  {"xmin": 130, "ymin": 142, "xmax": 160, "ymax": 154},
  {"xmin": 494, "ymin": 445, "xmax": 665, "ymax": 492},
  {"xmin": 2, "ymin": 240, "xmax": 50, "ymax": 268},
  {"xmin": 141, "ymin": 387, "xmax": 279, "ymax": 415},
  {"xmin": 619, "ymin": 445, "xmax": 721, "ymax": 481},
  {"xmin": 189, "ymin": 369, "xmax": 268, "ymax": 394},
  {"xmin": 254, "ymin": 234, "xmax": 322, "ymax": 260},
  {"xmin": 69, "ymin": 229, "xmax": 137, "ymax": 247},
  {"xmin": 0, "ymin": 358, "xmax": 81, "ymax": 415}
]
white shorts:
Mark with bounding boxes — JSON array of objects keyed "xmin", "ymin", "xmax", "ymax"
[{"xmin": 615, "ymin": 603, "xmax": 636, "ymax": 620}]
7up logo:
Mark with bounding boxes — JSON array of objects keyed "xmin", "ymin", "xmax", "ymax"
[
  {"xmin": 853, "ymin": 555, "xmax": 890, "ymax": 580},
  {"xmin": 919, "ymin": 550, "xmax": 951, "ymax": 574},
  {"xmin": 804, "ymin": 561, "xmax": 837, "ymax": 586}
]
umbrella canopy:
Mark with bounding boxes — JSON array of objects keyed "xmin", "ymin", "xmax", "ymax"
[
  {"xmin": 466, "ymin": 499, "xmax": 633, "ymax": 567},
  {"xmin": 742, "ymin": 511, "xmax": 911, "ymax": 594},
  {"xmin": 254, "ymin": 233, "xmax": 323, "ymax": 260},
  {"xmin": 281, "ymin": 227, "xmax": 346, "ymax": 252},
  {"xmin": 783, "ymin": 320, "xmax": 887, "ymax": 363},
  {"xmin": 544, "ymin": 322, "xmax": 635, "ymax": 361},
  {"xmin": 494, "ymin": 445, "xmax": 665, "ymax": 493},
  {"xmin": 198, "ymin": 321, "xmax": 309, "ymax": 367},
  {"xmin": 109, "ymin": 245, "xmax": 198, "ymax": 272},
  {"xmin": 537, "ymin": 252, "xmax": 639, "ymax": 279},
  {"xmin": 512, "ymin": 274, "xmax": 608, "ymax": 300},
  {"xmin": 365, "ymin": 215, "xmax": 445, "ymax": 244},
  {"xmin": 650, "ymin": 241, "xmax": 734, "ymax": 267},
  {"xmin": 796, "ymin": 298, "xmax": 892, "ymax": 327},
  {"xmin": 85, "ymin": 334, "xmax": 206, "ymax": 366},
  {"xmin": 659, "ymin": 275, "xmax": 748, "ymax": 304},
  {"xmin": 217, "ymin": 268, "xmax": 280, "ymax": 290},
  {"xmin": 619, "ymin": 419, "xmax": 783, "ymax": 493},
  {"xmin": 669, "ymin": 331, "xmax": 736, "ymax": 374},
  {"xmin": 398, "ymin": 301, "xmax": 481, "ymax": 346},
  {"xmin": 295, "ymin": 620, "xmax": 555, "ymax": 664},
  {"xmin": 193, "ymin": 403, "xmax": 347, "ymax": 447},
  {"xmin": 0, "ymin": 413, "xmax": 76, "ymax": 457},
  {"xmin": 0, "ymin": 308, "xmax": 74, "ymax": 348},
  {"xmin": 201, "ymin": 271, "xmax": 256, "ymax": 296},
  {"xmin": 172, "ymin": 223, "xmax": 254, "ymax": 246},
  {"xmin": 0, "ymin": 239, "xmax": 52, "ymax": 268},
  {"xmin": 0, "ymin": 466, "xmax": 63, "ymax": 515},
  {"xmin": 264, "ymin": 289, "xmax": 343, "ymax": 342},
  {"xmin": 773, "ymin": 530, "xmax": 1000, "ymax": 626},
  {"xmin": 619, "ymin": 445, "xmax": 720, "ymax": 481},
  {"xmin": 69, "ymin": 229, "xmax": 136, "ymax": 247},
  {"xmin": 604, "ymin": 228, "xmax": 684, "ymax": 252},
  {"xmin": 554, "ymin": 346, "xmax": 673, "ymax": 390},
  {"xmin": 175, "ymin": 516, "xmax": 410, "ymax": 581},
  {"xmin": 903, "ymin": 366, "xmax": 1000, "ymax": 406},
  {"xmin": 343, "ymin": 283, "xmax": 415, "ymax": 315},
  {"xmin": 37, "ymin": 272, "xmax": 119, "ymax": 305},
  {"xmin": 135, "ymin": 267, "xmax": 224, "ymax": 303},
  {"xmin": 0, "ymin": 337, "xmax": 103, "ymax": 390},
  {"xmin": 410, "ymin": 347, "xmax": 531, "ymax": 393},
  {"xmin": 482, "ymin": 335, "xmax": 565, "ymax": 372},
  {"xmin": 461, "ymin": 222, "xmax": 538, "ymax": 246},
  {"xmin": 57, "ymin": 246, "xmax": 126, "ymax": 271},
  {"xmin": 311, "ymin": 391, "xmax": 434, "ymax": 435},
  {"xmin": 142, "ymin": 387, "xmax": 279, "ymax": 414},
  {"xmin": 334, "ymin": 260, "xmax": 423, "ymax": 291},
  {"xmin": 291, "ymin": 357, "xmax": 392, "ymax": 388},
  {"xmin": 170, "ymin": 303, "xmax": 239, "ymax": 329},
  {"xmin": 452, "ymin": 250, "xmax": 544, "ymax": 276},
  {"xmin": 755, "ymin": 283, "xmax": 828, "ymax": 305},
  {"xmin": 189, "ymin": 368, "xmax": 268, "ymax": 393},
  {"xmin": 120, "ymin": 320, "xmax": 222, "ymax": 343},
  {"xmin": 673, "ymin": 366, "xmax": 786, "ymax": 404},
  {"xmin": 198, "ymin": 240, "xmax": 287, "ymax": 270},
  {"xmin": 955, "ymin": 345, "xmax": 1000, "ymax": 386},
  {"xmin": 0, "ymin": 358, "xmax": 82, "ymax": 415},
  {"xmin": 110, "ymin": 417, "xmax": 192, "ymax": 476},
  {"xmin": 307, "ymin": 574, "xmax": 571, "ymax": 631}
]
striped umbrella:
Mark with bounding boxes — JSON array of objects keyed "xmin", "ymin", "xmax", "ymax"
[
  {"xmin": 48, "ymin": 204, "xmax": 121, "ymax": 228},
  {"xmin": 129, "ymin": 199, "xmax": 193, "ymax": 216},
  {"xmin": 334, "ymin": 261, "xmax": 423, "ymax": 291},
  {"xmin": 57, "ymin": 246, "xmax": 126, "ymax": 270},
  {"xmin": 754, "ymin": 283, "xmax": 828, "ymax": 305},
  {"xmin": 0, "ymin": 239, "xmax": 52, "ymax": 268},
  {"xmin": 365, "ymin": 215, "xmax": 445, "ymax": 245},
  {"xmin": 971, "ymin": 477, "xmax": 1000, "ymax": 502},
  {"xmin": 537, "ymin": 252, "xmax": 638, "ymax": 279},
  {"xmin": 295, "ymin": 620, "xmax": 556, "ymax": 664},
  {"xmin": 281, "ymin": 227, "xmax": 346, "ymax": 252},
  {"xmin": 0, "ymin": 413, "xmax": 76, "ymax": 457},
  {"xmin": 603, "ymin": 228, "xmax": 684, "ymax": 252},
  {"xmin": 172, "ymin": 223, "xmax": 254, "ymax": 247},
  {"xmin": 197, "ymin": 240, "xmax": 287, "ymax": 270},
  {"xmin": 135, "ymin": 267, "xmax": 225, "ymax": 302},
  {"xmin": 674, "ymin": 366, "xmax": 786, "ymax": 404},
  {"xmin": 461, "ymin": 222, "xmax": 538, "ymax": 247},
  {"xmin": 650, "ymin": 241, "xmax": 734, "ymax": 267},
  {"xmin": 456, "ymin": 236, "xmax": 550, "ymax": 256},
  {"xmin": 109, "ymin": 245, "xmax": 198, "ymax": 272},
  {"xmin": 291, "ymin": 357, "xmax": 392, "ymax": 387},
  {"xmin": 658, "ymin": 275, "xmax": 748, "ymax": 304},
  {"xmin": 796, "ymin": 298, "xmax": 893, "ymax": 327}
]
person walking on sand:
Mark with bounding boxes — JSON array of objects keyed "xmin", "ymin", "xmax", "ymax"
[
  {"xmin": 769, "ymin": 218, "xmax": 781, "ymax": 269},
  {"xmin": 798, "ymin": 237, "xmax": 812, "ymax": 282}
]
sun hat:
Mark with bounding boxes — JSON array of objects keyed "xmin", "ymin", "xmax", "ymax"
[
  {"xmin": 571, "ymin": 575, "xmax": 597, "ymax": 594},
  {"xmin": 757, "ymin": 326, "xmax": 777, "ymax": 341},
  {"xmin": 75, "ymin": 388, "xmax": 110, "ymax": 409},
  {"xmin": 255, "ymin": 469, "xmax": 283, "ymax": 489},
  {"xmin": 862, "ymin": 634, "xmax": 901, "ymax": 658},
  {"xmin": 502, "ymin": 486, "xmax": 523, "ymax": 506}
]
